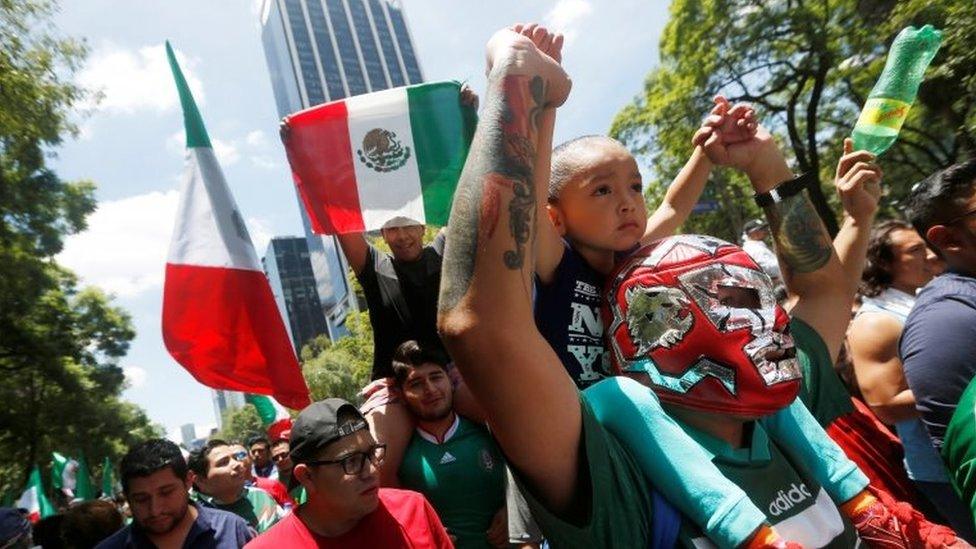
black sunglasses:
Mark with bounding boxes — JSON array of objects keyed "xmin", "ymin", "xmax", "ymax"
[{"xmin": 303, "ymin": 444, "xmax": 387, "ymax": 476}]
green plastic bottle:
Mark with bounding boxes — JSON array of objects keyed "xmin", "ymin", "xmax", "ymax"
[{"xmin": 852, "ymin": 24, "xmax": 942, "ymax": 155}]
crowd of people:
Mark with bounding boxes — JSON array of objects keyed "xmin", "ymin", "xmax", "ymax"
[{"xmin": 5, "ymin": 22, "xmax": 976, "ymax": 548}]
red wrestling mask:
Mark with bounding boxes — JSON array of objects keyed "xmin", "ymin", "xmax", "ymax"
[{"xmin": 604, "ymin": 235, "xmax": 801, "ymax": 417}]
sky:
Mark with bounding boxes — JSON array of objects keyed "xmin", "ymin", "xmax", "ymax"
[{"xmin": 52, "ymin": 0, "xmax": 669, "ymax": 441}]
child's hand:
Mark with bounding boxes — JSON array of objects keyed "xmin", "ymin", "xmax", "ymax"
[
  {"xmin": 835, "ymin": 138, "xmax": 882, "ymax": 222},
  {"xmin": 693, "ymin": 95, "xmax": 773, "ymax": 171}
]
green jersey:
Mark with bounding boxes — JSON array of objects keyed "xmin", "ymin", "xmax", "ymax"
[
  {"xmin": 512, "ymin": 397, "xmax": 657, "ymax": 547},
  {"xmin": 197, "ymin": 485, "xmax": 283, "ymax": 533},
  {"xmin": 675, "ymin": 419, "xmax": 859, "ymax": 548},
  {"xmin": 792, "ymin": 318, "xmax": 855, "ymax": 426},
  {"xmin": 943, "ymin": 375, "xmax": 976, "ymax": 521},
  {"xmin": 398, "ymin": 416, "xmax": 506, "ymax": 549}
]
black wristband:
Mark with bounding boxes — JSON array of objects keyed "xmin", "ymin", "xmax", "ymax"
[{"xmin": 753, "ymin": 172, "xmax": 815, "ymax": 208}]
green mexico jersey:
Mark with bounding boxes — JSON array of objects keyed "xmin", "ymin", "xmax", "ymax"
[
  {"xmin": 197, "ymin": 485, "xmax": 283, "ymax": 533},
  {"xmin": 791, "ymin": 318, "xmax": 855, "ymax": 426},
  {"xmin": 398, "ymin": 416, "xmax": 506, "ymax": 549},
  {"xmin": 943, "ymin": 375, "xmax": 976, "ymax": 521},
  {"xmin": 676, "ymin": 420, "xmax": 859, "ymax": 548}
]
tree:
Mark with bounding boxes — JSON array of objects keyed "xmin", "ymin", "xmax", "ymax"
[
  {"xmin": 0, "ymin": 1, "xmax": 160, "ymax": 496},
  {"xmin": 301, "ymin": 311, "xmax": 373, "ymax": 404},
  {"xmin": 216, "ymin": 405, "xmax": 264, "ymax": 445},
  {"xmin": 612, "ymin": 0, "xmax": 976, "ymax": 237}
]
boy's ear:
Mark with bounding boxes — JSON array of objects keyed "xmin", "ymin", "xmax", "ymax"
[{"xmin": 546, "ymin": 203, "xmax": 567, "ymax": 237}]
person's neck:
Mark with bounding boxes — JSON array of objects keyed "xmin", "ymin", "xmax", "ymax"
[
  {"xmin": 209, "ymin": 484, "xmax": 245, "ymax": 505},
  {"xmin": 147, "ymin": 502, "xmax": 198, "ymax": 549},
  {"xmin": 888, "ymin": 282, "xmax": 919, "ymax": 296},
  {"xmin": 571, "ymin": 242, "xmax": 616, "ymax": 275},
  {"xmin": 418, "ymin": 412, "xmax": 457, "ymax": 442},
  {"xmin": 299, "ymin": 498, "xmax": 367, "ymax": 538},
  {"xmin": 669, "ymin": 406, "xmax": 748, "ymax": 448}
]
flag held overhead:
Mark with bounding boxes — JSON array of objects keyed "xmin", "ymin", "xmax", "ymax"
[
  {"xmin": 281, "ymin": 81, "xmax": 477, "ymax": 234},
  {"xmin": 162, "ymin": 42, "xmax": 311, "ymax": 410}
]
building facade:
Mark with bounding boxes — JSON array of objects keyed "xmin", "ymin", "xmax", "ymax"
[
  {"xmin": 259, "ymin": 0, "xmax": 424, "ymax": 339},
  {"xmin": 262, "ymin": 236, "xmax": 329, "ymax": 353},
  {"xmin": 212, "ymin": 389, "xmax": 246, "ymax": 429}
]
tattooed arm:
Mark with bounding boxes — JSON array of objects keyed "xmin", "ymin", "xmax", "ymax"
[
  {"xmin": 749, "ymin": 145, "xmax": 852, "ymax": 360},
  {"xmin": 438, "ymin": 28, "xmax": 582, "ymax": 513}
]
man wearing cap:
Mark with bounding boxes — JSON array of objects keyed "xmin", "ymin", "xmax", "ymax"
[
  {"xmin": 741, "ymin": 218, "xmax": 783, "ymax": 284},
  {"xmin": 246, "ymin": 398, "xmax": 453, "ymax": 548}
]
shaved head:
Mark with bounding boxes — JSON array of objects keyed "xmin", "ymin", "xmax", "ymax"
[{"xmin": 549, "ymin": 135, "xmax": 632, "ymax": 201}]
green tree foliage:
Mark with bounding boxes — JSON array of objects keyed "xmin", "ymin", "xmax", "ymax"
[
  {"xmin": 612, "ymin": 0, "xmax": 976, "ymax": 238},
  {"xmin": 301, "ymin": 311, "xmax": 374, "ymax": 404},
  {"xmin": 0, "ymin": 1, "xmax": 159, "ymax": 496},
  {"xmin": 216, "ymin": 405, "xmax": 264, "ymax": 445}
]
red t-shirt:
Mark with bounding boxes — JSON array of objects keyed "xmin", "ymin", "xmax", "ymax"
[
  {"xmin": 252, "ymin": 476, "xmax": 295, "ymax": 509},
  {"xmin": 244, "ymin": 488, "xmax": 453, "ymax": 549}
]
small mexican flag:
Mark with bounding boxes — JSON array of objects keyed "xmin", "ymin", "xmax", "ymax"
[
  {"xmin": 246, "ymin": 394, "xmax": 292, "ymax": 441},
  {"xmin": 16, "ymin": 466, "xmax": 54, "ymax": 523},
  {"xmin": 101, "ymin": 457, "xmax": 116, "ymax": 498},
  {"xmin": 282, "ymin": 81, "xmax": 476, "ymax": 234}
]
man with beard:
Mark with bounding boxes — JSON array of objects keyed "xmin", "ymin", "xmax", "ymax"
[
  {"xmin": 393, "ymin": 340, "xmax": 508, "ymax": 548},
  {"xmin": 189, "ymin": 440, "xmax": 284, "ymax": 533},
  {"xmin": 96, "ymin": 439, "xmax": 253, "ymax": 549}
]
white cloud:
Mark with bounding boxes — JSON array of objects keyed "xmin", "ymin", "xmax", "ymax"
[
  {"xmin": 245, "ymin": 130, "xmax": 268, "ymax": 147},
  {"xmin": 250, "ymin": 156, "xmax": 279, "ymax": 170},
  {"xmin": 212, "ymin": 138, "xmax": 240, "ymax": 166},
  {"xmin": 58, "ymin": 189, "xmax": 275, "ymax": 298},
  {"xmin": 79, "ymin": 43, "xmax": 205, "ymax": 115},
  {"xmin": 544, "ymin": 0, "xmax": 593, "ymax": 46},
  {"xmin": 167, "ymin": 131, "xmax": 240, "ymax": 166},
  {"xmin": 123, "ymin": 366, "xmax": 148, "ymax": 389},
  {"xmin": 59, "ymin": 190, "xmax": 178, "ymax": 297},
  {"xmin": 248, "ymin": 217, "xmax": 273, "ymax": 255}
]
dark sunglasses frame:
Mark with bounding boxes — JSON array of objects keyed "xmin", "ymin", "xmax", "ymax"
[{"xmin": 302, "ymin": 444, "xmax": 387, "ymax": 475}]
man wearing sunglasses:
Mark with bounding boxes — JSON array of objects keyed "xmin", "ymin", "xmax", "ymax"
[
  {"xmin": 228, "ymin": 443, "xmax": 294, "ymax": 510},
  {"xmin": 901, "ymin": 159, "xmax": 976, "ymax": 524},
  {"xmin": 188, "ymin": 441, "xmax": 285, "ymax": 534},
  {"xmin": 245, "ymin": 398, "xmax": 453, "ymax": 548}
]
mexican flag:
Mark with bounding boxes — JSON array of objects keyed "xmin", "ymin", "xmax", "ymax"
[
  {"xmin": 246, "ymin": 394, "xmax": 293, "ymax": 441},
  {"xmin": 51, "ymin": 453, "xmax": 94, "ymax": 500},
  {"xmin": 161, "ymin": 42, "xmax": 311, "ymax": 410},
  {"xmin": 16, "ymin": 466, "xmax": 54, "ymax": 523},
  {"xmin": 102, "ymin": 457, "xmax": 116, "ymax": 498},
  {"xmin": 281, "ymin": 81, "xmax": 476, "ymax": 234}
]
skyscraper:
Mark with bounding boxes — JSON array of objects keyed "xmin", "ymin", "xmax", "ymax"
[
  {"xmin": 212, "ymin": 389, "xmax": 246, "ymax": 429},
  {"xmin": 262, "ymin": 236, "xmax": 329, "ymax": 353},
  {"xmin": 259, "ymin": 0, "xmax": 424, "ymax": 338}
]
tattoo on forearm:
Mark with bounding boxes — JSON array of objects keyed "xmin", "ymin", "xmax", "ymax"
[
  {"xmin": 439, "ymin": 74, "xmax": 545, "ymax": 312},
  {"xmin": 765, "ymin": 191, "xmax": 832, "ymax": 274}
]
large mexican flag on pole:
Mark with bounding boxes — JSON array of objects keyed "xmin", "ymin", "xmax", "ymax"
[
  {"xmin": 161, "ymin": 42, "xmax": 311, "ymax": 410},
  {"xmin": 281, "ymin": 82, "xmax": 476, "ymax": 234},
  {"xmin": 16, "ymin": 466, "xmax": 54, "ymax": 523}
]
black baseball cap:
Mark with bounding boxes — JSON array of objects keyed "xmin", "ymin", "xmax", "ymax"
[
  {"xmin": 289, "ymin": 398, "xmax": 369, "ymax": 462},
  {"xmin": 743, "ymin": 218, "xmax": 769, "ymax": 234}
]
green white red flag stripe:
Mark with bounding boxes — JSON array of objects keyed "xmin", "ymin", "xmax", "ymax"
[
  {"xmin": 282, "ymin": 81, "xmax": 476, "ymax": 234},
  {"xmin": 16, "ymin": 466, "xmax": 54, "ymax": 523},
  {"xmin": 161, "ymin": 42, "xmax": 311, "ymax": 410}
]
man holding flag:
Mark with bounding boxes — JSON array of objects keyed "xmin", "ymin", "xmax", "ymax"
[{"xmin": 281, "ymin": 86, "xmax": 480, "ymax": 487}]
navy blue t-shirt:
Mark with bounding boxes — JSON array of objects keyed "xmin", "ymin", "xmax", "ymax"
[
  {"xmin": 95, "ymin": 502, "xmax": 254, "ymax": 549},
  {"xmin": 900, "ymin": 271, "xmax": 976, "ymax": 450},
  {"xmin": 534, "ymin": 241, "xmax": 610, "ymax": 389}
]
